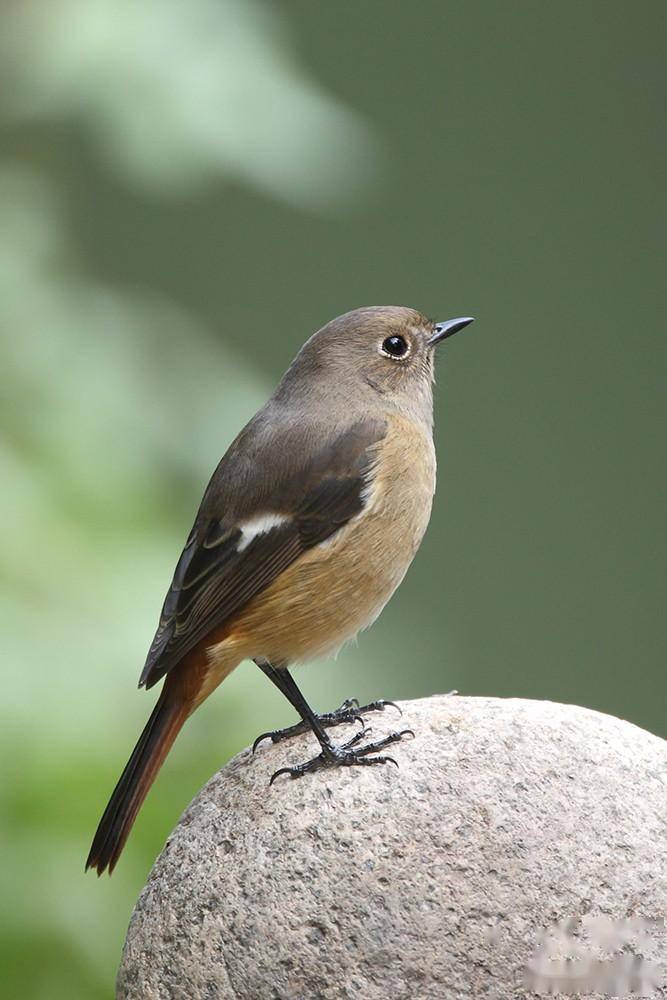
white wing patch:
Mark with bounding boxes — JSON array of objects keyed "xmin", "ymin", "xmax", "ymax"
[{"xmin": 237, "ymin": 513, "xmax": 290, "ymax": 552}]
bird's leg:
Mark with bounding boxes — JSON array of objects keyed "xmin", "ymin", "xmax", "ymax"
[
  {"xmin": 252, "ymin": 658, "xmax": 401, "ymax": 751},
  {"xmin": 253, "ymin": 662, "xmax": 414, "ymax": 783}
]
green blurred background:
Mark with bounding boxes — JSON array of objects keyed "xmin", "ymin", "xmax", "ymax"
[{"xmin": 1, "ymin": 1, "xmax": 664, "ymax": 996}]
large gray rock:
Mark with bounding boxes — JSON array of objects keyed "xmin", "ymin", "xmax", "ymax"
[{"xmin": 117, "ymin": 695, "xmax": 667, "ymax": 999}]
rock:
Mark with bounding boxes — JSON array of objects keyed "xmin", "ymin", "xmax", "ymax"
[{"xmin": 117, "ymin": 695, "xmax": 667, "ymax": 999}]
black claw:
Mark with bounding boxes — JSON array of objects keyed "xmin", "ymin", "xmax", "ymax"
[
  {"xmin": 269, "ymin": 767, "xmax": 294, "ymax": 785},
  {"xmin": 348, "ymin": 712, "xmax": 365, "ymax": 730},
  {"xmin": 252, "ymin": 732, "xmax": 271, "ymax": 753},
  {"xmin": 357, "ymin": 698, "xmax": 402, "ymax": 717},
  {"xmin": 376, "ymin": 755, "xmax": 399, "ymax": 769},
  {"xmin": 378, "ymin": 699, "xmax": 402, "ymax": 717}
]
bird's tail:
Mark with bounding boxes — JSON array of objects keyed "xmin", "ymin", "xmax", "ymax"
[{"xmin": 86, "ymin": 691, "xmax": 189, "ymax": 875}]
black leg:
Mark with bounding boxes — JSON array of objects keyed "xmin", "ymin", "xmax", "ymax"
[
  {"xmin": 253, "ymin": 658, "xmax": 401, "ymax": 749},
  {"xmin": 254, "ymin": 657, "xmax": 292, "ymax": 701},
  {"xmin": 253, "ymin": 659, "xmax": 413, "ymax": 783}
]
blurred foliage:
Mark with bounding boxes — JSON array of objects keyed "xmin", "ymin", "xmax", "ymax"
[{"xmin": 1, "ymin": 1, "xmax": 664, "ymax": 997}]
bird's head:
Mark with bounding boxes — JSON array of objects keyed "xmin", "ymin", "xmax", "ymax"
[{"xmin": 278, "ymin": 306, "xmax": 473, "ymax": 424}]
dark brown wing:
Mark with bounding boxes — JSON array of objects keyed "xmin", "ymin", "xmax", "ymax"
[{"xmin": 139, "ymin": 418, "xmax": 386, "ymax": 689}]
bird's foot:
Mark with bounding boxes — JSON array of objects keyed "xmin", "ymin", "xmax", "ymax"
[
  {"xmin": 253, "ymin": 698, "xmax": 401, "ymax": 752},
  {"xmin": 269, "ymin": 726, "xmax": 414, "ymax": 784}
]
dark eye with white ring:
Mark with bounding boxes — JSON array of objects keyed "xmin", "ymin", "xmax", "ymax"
[{"xmin": 381, "ymin": 335, "xmax": 409, "ymax": 359}]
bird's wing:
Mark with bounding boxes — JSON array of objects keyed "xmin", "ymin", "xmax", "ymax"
[{"xmin": 139, "ymin": 417, "xmax": 386, "ymax": 689}]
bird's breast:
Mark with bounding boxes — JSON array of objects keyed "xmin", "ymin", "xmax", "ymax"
[{"xmin": 223, "ymin": 414, "xmax": 436, "ymax": 665}]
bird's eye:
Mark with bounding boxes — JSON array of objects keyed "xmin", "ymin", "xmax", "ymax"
[{"xmin": 381, "ymin": 335, "xmax": 409, "ymax": 359}]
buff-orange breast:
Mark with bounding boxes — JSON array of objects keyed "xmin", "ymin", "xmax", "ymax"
[{"xmin": 208, "ymin": 414, "xmax": 436, "ymax": 672}]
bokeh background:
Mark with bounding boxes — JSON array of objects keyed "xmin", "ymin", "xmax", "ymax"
[{"xmin": 1, "ymin": 1, "xmax": 664, "ymax": 996}]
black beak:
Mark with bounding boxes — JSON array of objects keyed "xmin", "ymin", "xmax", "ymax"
[{"xmin": 428, "ymin": 316, "xmax": 474, "ymax": 346}]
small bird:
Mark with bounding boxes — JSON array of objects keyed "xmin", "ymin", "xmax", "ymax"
[{"xmin": 86, "ymin": 306, "xmax": 473, "ymax": 874}]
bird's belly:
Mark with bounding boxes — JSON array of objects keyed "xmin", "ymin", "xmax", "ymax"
[{"xmin": 222, "ymin": 418, "xmax": 436, "ymax": 666}]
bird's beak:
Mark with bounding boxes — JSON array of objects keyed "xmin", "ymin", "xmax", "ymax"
[{"xmin": 428, "ymin": 316, "xmax": 474, "ymax": 346}]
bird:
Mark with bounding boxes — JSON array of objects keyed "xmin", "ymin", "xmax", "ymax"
[{"xmin": 86, "ymin": 305, "xmax": 473, "ymax": 875}]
